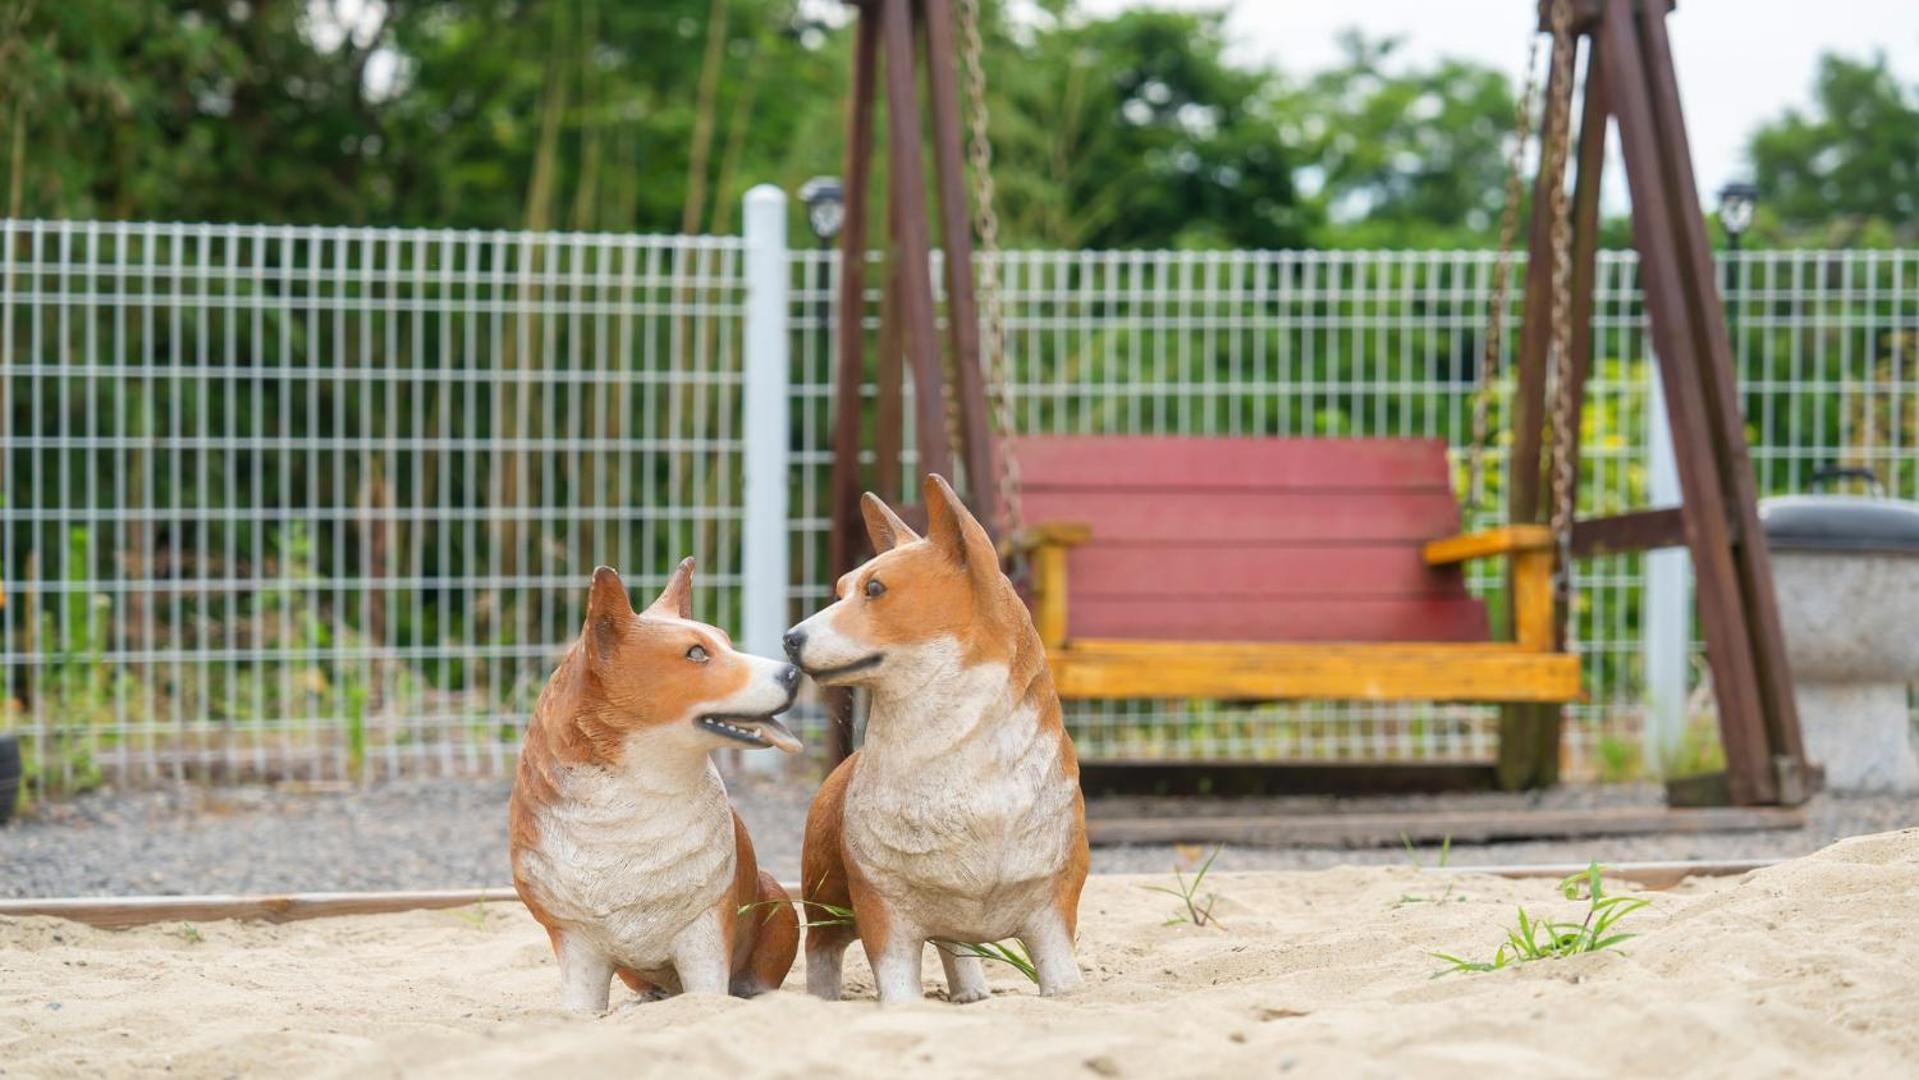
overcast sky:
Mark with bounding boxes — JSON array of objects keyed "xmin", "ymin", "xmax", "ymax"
[{"xmin": 1082, "ymin": 0, "xmax": 1919, "ymax": 213}]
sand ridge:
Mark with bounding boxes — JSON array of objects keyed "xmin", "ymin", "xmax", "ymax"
[{"xmin": 5, "ymin": 829, "xmax": 1916, "ymax": 1078}]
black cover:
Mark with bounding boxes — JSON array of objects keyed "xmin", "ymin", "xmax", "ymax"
[
  {"xmin": 0, "ymin": 735, "xmax": 19, "ymax": 826},
  {"xmin": 1759, "ymin": 494, "xmax": 1919, "ymax": 554}
]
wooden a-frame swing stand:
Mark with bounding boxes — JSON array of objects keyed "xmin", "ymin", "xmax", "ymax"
[{"xmin": 825, "ymin": 0, "xmax": 1812, "ymax": 808}]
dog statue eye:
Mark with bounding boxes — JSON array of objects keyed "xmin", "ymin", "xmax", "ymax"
[
  {"xmin": 685, "ymin": 644, "xmax": 709, "ymax": 663},
  {"xmin": 864, "ymin": 578, "xmax": 886, "ymax": 599}
]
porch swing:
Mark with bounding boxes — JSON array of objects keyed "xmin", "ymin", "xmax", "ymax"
[{"xmin": 824, "ymin": 0, "xmax": 1809, "ymax": 806}]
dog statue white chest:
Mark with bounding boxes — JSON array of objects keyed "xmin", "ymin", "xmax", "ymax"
[
  {"xmin": 520, "ymin": 748, "xmax": 736, "ymax": 976},
  {"xmin": 843, "ymin": 655, "xmax": 1081, "ymax": 941}
]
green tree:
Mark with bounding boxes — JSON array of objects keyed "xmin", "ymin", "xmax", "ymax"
[
  {"xmin": 986, "ymin": 5, "xmax": 1308, "ymax": 249},
  {"xmin": 1277, "ymin": 33, "xmax": 1520, "ymax": 248},
  {"xmin": 0, "ymin": 0, "xmax": 851, "ymax": 232},
  {"xmin": 1746, "ymin": 52, "xmax": 1919, "ymax": 246}
]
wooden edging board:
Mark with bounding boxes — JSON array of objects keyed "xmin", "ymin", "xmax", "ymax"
[
  {"xmin": 1085, "ymin": 805, "xmax": 1807, "ymax": 848},
  {"xmin": 2, "ymin": 858, "xmax": 1783, "ymax": 929},
  {"xmin": 0, "ymin": 888, "xmax": 521, "ymax": 930}
]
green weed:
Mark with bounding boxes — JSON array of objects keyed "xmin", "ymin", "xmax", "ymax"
[
  {"xmin": 1596, "ymin": 734, "xmax": 1644, "ymax": 782},
  {"xmin": 1395, "ymin": 833, "xmax": 1463, "ymax": 907},
  {"xmin": 1148, "ymin": 844, "xmax": 1224, "ymax": 927},
  {"xmin": 1432, "ymin": 862, "xmax": 1650, "ymax": 976},
  {"xmin": 452, "ymin": 901, "xmax": 489, "ymax": 930},
  {"xmin": 738, "ymin": 894, "xmax": 855, "ymax": 930},
  {"xmin": 932, "ymin": 939, "xmax": 1039, "ymax": 984}
]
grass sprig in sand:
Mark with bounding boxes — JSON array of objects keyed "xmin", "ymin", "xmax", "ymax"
[
  {"xmin": 1433, "ymin": 862, "xmax": 1650, "ymax": 976},
  {"xmin": 932, "ymin": 939, "xmax": 1039, "ymax": 984},
  {"xmin": 1150, "ymin": 845, "xmax": 1224, "ymax": 928}
]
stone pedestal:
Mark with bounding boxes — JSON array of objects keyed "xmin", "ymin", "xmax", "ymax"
[
  {"xmin": 1791, "ymin": 684, "xmax": 1919, "ymax": 794},
  {"xmin": 1769, "ymin": 549, "xmax": 1919, "ymax": 794}
]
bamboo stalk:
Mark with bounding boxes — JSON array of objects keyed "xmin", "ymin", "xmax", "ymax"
[{"xmin": 679, "ymin": 0, "xmax": 732, "ymax": 237}]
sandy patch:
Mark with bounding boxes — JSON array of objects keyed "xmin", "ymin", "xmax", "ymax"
[{"xmin": 5, "ymin": 830, "xmax": 1916, "ymax": 1078}]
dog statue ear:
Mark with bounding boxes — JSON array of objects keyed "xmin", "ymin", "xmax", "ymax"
[
  {"xmin": 861, "ymin": 491, "xmax": 920, "ymax": 552},
  {"xmin": 644, "ymin": 556, "xmax": 697, "ymax": 620},
  {"xmin": 585, "ymin": 565, "xmax": 634, "ymax": 655},
  {"xmin": 922, "ymin": 473, "xmax": 999, "ymax": 583}
]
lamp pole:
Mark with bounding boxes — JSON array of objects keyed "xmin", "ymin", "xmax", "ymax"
[
  {"xmin": 797, "ymin": 176, "xmax": 851, "ymax": 759},
  {"xmin": 798, "ymin": 177, "xmax": 846, "ymax": 383},
  {"xmin": 1716, "ymin": 181, "xmax": 1757, "ymax": 343}
]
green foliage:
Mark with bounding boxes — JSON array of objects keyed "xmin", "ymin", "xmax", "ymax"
[
  {"xmin": 451, "ymin": 901, "xmax": 490, "ymax": 931},
  {"xmin": 742, "ymin": 887, "xmax": 854, "ymax": 930},
  {"xmin": 990, "ymin": 7, "xmax": 1309, "ymax": 249},
  {"xmin": 1148, "ymin": 844, "xmax": 1224, "ymax": 927},
  {"xmin": 1660, "ymin": 713, "xmax": 1729, "ymax": 779},
  {"xmin": 932, "ymin": 938, "xmax": 1038, "ymax": 984},
  {"xmin": 0, "ymin": 0, "xmax": 848, "ymax": 232},
  {"xmin": 1432, "ymin": 862, "xmax": 1650, "ymax": 976},
  {"xmin": 1279, "ymin": 33, "xmax": 1521, "ymax": 248},
  {"xmin": 1395, "ymin": 834, "xmax": 1463, "ymax": 908},
  {"xmin": 1748, "ymin": 53, "xmax": 1919, "ymax": 246},
  {"xmin": 345, "ymin": 681, "xmax": 369, "ymax": 785},
  {"xmin": 22, "ymin": 528, "xmax": 127, "ymax": 793},
  {"xmin": 3, "ymin": 4, "xmax": 1908, "ymax": 246},
  {"xmin": 1595, "ymin": 734, "xmax": 1643, "ymax": 783}
]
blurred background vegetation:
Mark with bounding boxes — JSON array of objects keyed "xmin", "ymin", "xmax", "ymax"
[{"xmin": 2, "ymin": 0, "xmax": 1914, "ymax": 248}]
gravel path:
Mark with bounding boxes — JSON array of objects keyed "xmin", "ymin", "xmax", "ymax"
[{"xmin": 4, "ymin": 775, "xmax": 1915, "ymax": 898}]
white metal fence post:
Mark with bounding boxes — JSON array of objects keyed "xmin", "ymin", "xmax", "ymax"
[
  {"xmin": 1643, "ymin": 354, "xmax": 1691, "ymax": 773},
  {"xmin": 741, "ymin": 185, "xmax": 793, "ymax": 720}
]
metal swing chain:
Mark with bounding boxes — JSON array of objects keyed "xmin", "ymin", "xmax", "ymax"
[
  {"xmin": 1542, "ymin": 0, "xmax": 1580, "ymax": 644},
  {"xmin": 957, "ymin": 0, "xmax": 1023, "ymax": 539},
  {"xmin": 1466, "ymin": 29, "xmax": 1546, "ymax": 517}
]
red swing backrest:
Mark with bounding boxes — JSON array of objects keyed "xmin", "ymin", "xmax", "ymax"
[{"xmin": 1008, "ymin": 435, "xmax": 1491, "ymax": 644}]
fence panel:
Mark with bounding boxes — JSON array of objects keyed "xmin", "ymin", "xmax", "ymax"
[
  {"xmin": 787, "ymin": 247, "xmax": 1919, "ymax": 776},
  {"xmin": 4, "ymin": 223, "xmax": 1911, "ymax": 788},
  {"xmin": 2, "ymin": 221, "xmax": 748, "ymax": 787}
]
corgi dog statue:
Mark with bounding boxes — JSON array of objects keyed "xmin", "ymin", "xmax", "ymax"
[
  {"xmin": 785, "ymin": 474, "xmax": 1089, "ymax": 1005},
  {"xmin": 510, "ymin": 560, "xmax": 802, "ymax": 1012}
]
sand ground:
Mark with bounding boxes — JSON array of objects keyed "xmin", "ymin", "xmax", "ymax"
[{"xmin": 5, "ymin": 829, "xmax": 1916, "ymax": 1078}]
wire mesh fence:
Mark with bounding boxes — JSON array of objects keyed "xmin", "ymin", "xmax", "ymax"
[
  {"xmin": 787, "ymin": 246, "xmax": 1919, "ymax": 774},
  {"xmin": 2, "ymin": 220, "xmax": 748, "ymax": 788},
  {"xmin": 4, "ymin": 219, "xmax": 1914, "ymax": 789}
]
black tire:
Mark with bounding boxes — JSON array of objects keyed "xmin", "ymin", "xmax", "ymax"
[{"xmin": 0, "ymin": 734, "xmax": 20, "ymax": 827}]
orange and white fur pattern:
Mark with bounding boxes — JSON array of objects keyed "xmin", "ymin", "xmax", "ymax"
[
  {"xmin": 786, "ymin": 474, "xmax": 1090, "ymax": 1005},
  {"xmin": 509, "ymin": 560, "xmax": 803, "ymax": 1012}
]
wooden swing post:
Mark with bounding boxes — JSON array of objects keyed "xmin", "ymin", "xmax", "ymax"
[
  {"xmin": 1503, "ymin": 0, "xmax": 1809, "ymax": 804},
  {"xmin": 826, "ymin": 0, "xmax": 1000, "ymax": 761},
  {"xmin": 828, "ymin": 0, "xmax": 996, "ymax": 576}
]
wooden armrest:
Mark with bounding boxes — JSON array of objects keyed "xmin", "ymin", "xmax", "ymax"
[
  {"xmin": 1422, "ymin": 525, "xmax": 1553, "ymax": 566},
  {"xmin": 997, "ymin": 521, "xmax": 1092, "ymax": 559},
  {"xmin": 1424, "ymin": 525, "xmax": 1559, "ymax": 652},
  {"xmin": 996, "ymin": 522, "xmax": 1088, "ymax": 651}
]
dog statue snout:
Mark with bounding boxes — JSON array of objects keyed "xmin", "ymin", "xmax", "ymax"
[
  {"xmin": 782, "ymin": 628, "xmax": 807, "ymax": 663},
  {"xmin": 776, "ymin": 662, "xmax": 801, "ymax": 698}
]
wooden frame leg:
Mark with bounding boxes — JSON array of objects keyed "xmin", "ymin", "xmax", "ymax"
[
  {"xmin": 1601, "ymin": 0, "xmax": 1782, "ymax": 804},
  {"xmin": 919, "ymin": 0, "xmax": 996, "ymax": 520},
  {"xmin": 825, "ymin": 8, "xmax": 883, "ymax": 767},
  {"xmin": 879, "ymin": 0, "xmax": 952, "ymax": 483}
]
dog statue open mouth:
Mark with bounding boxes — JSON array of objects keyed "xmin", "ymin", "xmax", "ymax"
[
  {"xmin": 509, "ymin": 560, "xmax": 803, "ymax": 1012},
  {"xmin": 785, "ymin": 474, "xmax": 1090, "ymax": 1005},
  {"xmin": 696, "ymin": 712, "xmax": 802, "ymax": 751}
]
